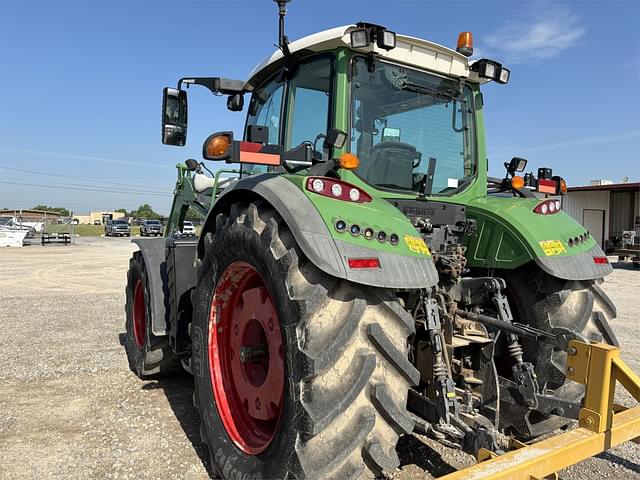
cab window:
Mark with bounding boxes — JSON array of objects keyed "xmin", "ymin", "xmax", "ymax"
[
  {"xmin": 246, "ymin": 76, "xmax": 284, "ymax": 145},
  {"xmin": 284, "ymin": 55, "xmax": 333, "ymax": 150}
]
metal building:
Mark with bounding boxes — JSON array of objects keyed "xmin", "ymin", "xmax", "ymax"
[{"xmin": 562, "ymin": 181, "xmax": 640, "ymax": 250}]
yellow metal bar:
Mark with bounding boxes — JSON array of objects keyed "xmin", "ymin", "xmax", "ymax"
[
  {"xmin": 579, "ymin": 342, "xmax": 617, "ymax": 432},
  {"xmin": 439, "ymin": 406, "xmax": 640, "ymax": 480},
  {"xmin": 613, "ymin": 356, "xmax": 640, "ymax": 401},
  {"xmin": 439, "ymin": 341, "xmax": 640, "ymax": 480}
]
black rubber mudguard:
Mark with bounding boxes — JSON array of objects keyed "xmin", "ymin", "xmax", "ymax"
[
  {"xmin": 534, "ymin": 244, "xmax": 613, "ymax": 281},
  {"xmin": 131, "ymin": 238, "xmax": 169, "ymax": 335}
]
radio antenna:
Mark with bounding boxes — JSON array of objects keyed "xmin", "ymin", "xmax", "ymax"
[{"xmin": 274, "ymin": 0, "xmax": 292, "ymax": 56}]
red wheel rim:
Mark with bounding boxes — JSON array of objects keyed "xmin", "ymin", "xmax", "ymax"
[
  {"xmin": 208, "ymin": 262, "xmax": 284, "ymax": 455},
  {"xmin": 132, "ymin": 279, "xmax": 146, "ymax": 349}
]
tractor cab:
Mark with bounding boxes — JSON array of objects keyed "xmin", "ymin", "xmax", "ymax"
[{"xmin": 161, "ymin": 23, "xmax": 506, "ymax": 198}]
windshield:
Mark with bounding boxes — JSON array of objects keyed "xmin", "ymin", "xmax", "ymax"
[
  {"xmin": 350, "ymin": 57, "xmax": 476, "ymax": 195},
  {"xmin": 146, "ymin": 220, "xmax": 160, "ymax": 225},
  {"xmin": 114, "ymin": 221, "xmax": 127, "ymax": 225}
]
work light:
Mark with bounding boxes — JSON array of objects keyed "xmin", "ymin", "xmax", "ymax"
[
  {"xmin": 471, "ymin": 59, "xmax": 510, "ymax": 84},
  {"xmin": 377, "ymin": 30, "xmax": 396, "ymax": 50},
  {"xmin": 350, "ymin": 29, "xmax": 369, "ymax": 48}
]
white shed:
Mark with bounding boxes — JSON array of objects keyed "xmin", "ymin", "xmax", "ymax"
[{"xmin": 562, "ymin": 182, "xmax": 640, "ymax": 250}]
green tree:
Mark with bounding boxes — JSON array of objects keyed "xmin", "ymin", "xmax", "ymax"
[
  {"xmin": 33, "ymin": 205, "xmax": 70, "ymax": 216},
  {"xmin": 130, "ymin": 204, "xmax": 161, "ymax": 219}
]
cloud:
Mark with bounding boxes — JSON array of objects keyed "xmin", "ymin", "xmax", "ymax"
[
  {"xmin": 485, "ymin": 4, "xmax": 586, "ymax": 64},
  {"xmin": 491, "ymin": 129, "xmax": 640, "ymax": 157}
]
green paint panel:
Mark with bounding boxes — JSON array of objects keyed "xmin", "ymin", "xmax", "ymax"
[
  {"xmin": 465, "ymin": 196, "xmax": 596, "ymax": 269},
  {"xmin": 284, "ymin": 175, "xmax": 431, "ymax": 259}
]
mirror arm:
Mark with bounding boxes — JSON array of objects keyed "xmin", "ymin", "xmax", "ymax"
[{"xmin": 178, "ymin": 77, "xmax": 246, "ymax": 96}]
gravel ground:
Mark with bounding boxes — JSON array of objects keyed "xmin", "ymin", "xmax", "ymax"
[{"xmin": 0, "ymin": 237, "xmax": 638, "ymax": 479}]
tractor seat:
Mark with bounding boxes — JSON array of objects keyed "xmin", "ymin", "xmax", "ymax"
[{"xmin": 366, "ymin": 142, "xmax": 420, "ymax": 190}]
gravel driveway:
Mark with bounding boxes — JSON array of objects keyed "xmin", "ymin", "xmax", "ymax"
[{"xmin": 1, "ymin": 237, "xmax": 638, "ymax": 479}]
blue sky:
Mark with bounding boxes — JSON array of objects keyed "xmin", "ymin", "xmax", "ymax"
[{"xmin": 1, "ymin": 0, "xmax": 638, "ymax": 215}]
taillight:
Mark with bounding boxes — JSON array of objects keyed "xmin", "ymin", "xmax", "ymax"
[
  {"xmin": 593, "ymin": 256, "xmax": 609, "ymax": 264},
  {"xmin": 533, "ymin": 199, "xmax": 561, "ymax": 215},
  {"xmin": 347, "ymin": 257, "xmax": 381, "ymax": 269},
  {"xmin": 306, "ymin": 177, "xmax": 372, "ymax": 203},
  {"xmin": 537, "ymin": 178, "xmax": 557, "ymax": 194}
]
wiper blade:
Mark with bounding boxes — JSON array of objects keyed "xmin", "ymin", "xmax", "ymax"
[{"xmin": 399, "ymin": 80, "xmax": 462, "ymax": 103}]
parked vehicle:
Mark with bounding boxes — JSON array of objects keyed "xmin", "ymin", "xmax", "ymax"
[
  {"xmin": 105, "ymin": 219, "xmax": 130, "ymax": 237},
  {"xmin": 0, "ymin": 216, "xmax": 36, "ymax": 238},
  {"xmin": 123, "ymin": 3, "xmax": 639, "ymax": 479},
  {"xmin": 180, "ymin": 220, "xmax": 196, "ymax": 236},
  {"xmin": 140, "ymin": 219, "xmax": 163, "ymax": 237}
]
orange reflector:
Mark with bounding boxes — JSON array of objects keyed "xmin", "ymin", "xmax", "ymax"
[
  {"xmin": 348, "ymin": 257, "xmax": 380, "ymax": 269},
  {"xmin": 456, "ymin": 32, "xmax": 473, "ymax": 56},
  {"xmin": 511, "ymin": 175, "xmax": 525, "ymax": 190},
  {"xmin": 339, "ymin": 153, "xmax": 360, "ymax": 170},
  {"xmin": 206, "ymin": 134, "xmax": 230, "ymax": 157},
  {"xmin": 560, "ymin": 178, "xmax": 568, "ymax": 194}
]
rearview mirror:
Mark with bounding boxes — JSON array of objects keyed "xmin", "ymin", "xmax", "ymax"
[
  {"xmin": 162, "ymin": 87, "xmax": 188, "ymax": 146},
  {"xmin": 382, "ymin": 127, "xmax": 401, "ymax": 142}
]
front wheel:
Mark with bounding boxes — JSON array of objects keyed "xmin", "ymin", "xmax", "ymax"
[
  {"xmin": 191, "ymin": 202, "xmax": 418, "ymax": 479},
  {"xmin": 124, "ymin": 251, "xmax": 180, "ymax": 378}
]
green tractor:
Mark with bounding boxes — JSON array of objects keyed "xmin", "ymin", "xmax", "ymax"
[{"xmin": 124, "ymin": 2, "xmax": 621, "ymax": 478}]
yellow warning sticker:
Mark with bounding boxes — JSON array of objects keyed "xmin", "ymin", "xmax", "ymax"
[
  {"xmin": 539, "ymin": 240, "xmax": 567, "ymax": 256},
  {"xmin": 404, "ymin": 235, "xmax": 431, "ymax": 256}
]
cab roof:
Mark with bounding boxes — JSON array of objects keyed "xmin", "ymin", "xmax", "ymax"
[{"xmin": 247, "ymin": 24, "xmax": 478, "ymax": 87}]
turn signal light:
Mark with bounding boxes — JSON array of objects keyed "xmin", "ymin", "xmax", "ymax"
[
  {"xmin": 204, "ymin": 133, "xmax": 231, "ymax": 158},
  {"xmin": 338, "ymin": 153, "xmax": 360, "ymax": 170},
  {"xmin": 456, "ymin": 32, "xmax": 473, "ymax": 57},
  {"xmin": 511, "ymin": 175, "xmax": 525, "ymax": 190}
]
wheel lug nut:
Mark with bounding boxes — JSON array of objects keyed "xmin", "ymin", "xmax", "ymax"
[
  {"xmin": 268, "ymin": 319, "xmax": 274, "ymax": 331},
  {"xmin": 255, "ymin": 398, "xmax": 261, "ymax": 410}
]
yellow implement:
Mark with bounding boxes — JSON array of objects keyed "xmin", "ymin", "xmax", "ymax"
[{"xmin": 441, "ymin": 340, "xmax": 640, "ymax": 480}]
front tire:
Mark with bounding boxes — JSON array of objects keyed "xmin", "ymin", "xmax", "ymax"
[
  {"xmin": 124, "ymin": 251, "xmax": 180, "ymax": 378},
  {"xmin": 191, "ymin": 202, "xmax": 418, "ymax": 479}
]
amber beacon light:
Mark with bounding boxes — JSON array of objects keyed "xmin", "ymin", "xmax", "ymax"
[{"xmin": 456, "ymin": 32, "xmax": 473, "ymax": 57}]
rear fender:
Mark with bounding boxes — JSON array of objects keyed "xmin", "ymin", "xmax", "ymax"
[
  {"xmin": 465, "ymin": 197, "xmax": 612, "ymax": 280},
  {"xmin": 198, "ymin": 173, "xmax": 438, "ymax": 289},
  {"xmin": 131, "ymin": 238, "xmax": 169, "ymax": 335}
]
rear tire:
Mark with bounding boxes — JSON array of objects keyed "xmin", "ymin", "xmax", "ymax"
[
  {"xmin": 191, "ymin": 201, "xmax": 417, "ymax": 479},
  {"xmin": 500, "ymin": 264, "xmax": 618, "ymax": 438},
  {"xmin": 124, "ymin": 251, "xmax": 180, "ymax": 378}
]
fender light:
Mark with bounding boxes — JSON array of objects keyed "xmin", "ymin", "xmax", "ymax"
[
  {"xmin": 533, "ymin": 199, "xmax": 562, "ymax": 215},
  {"xmin": 306, "ymin": 177, "xmax": 372, "ymax": 203},
  {"xmin": 348, "ymin": 257, "xmax": 381, "ymax": 269},
  {"xmin": 593, "ymin": 256, "xmax": 609, "ymax": 264}
]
